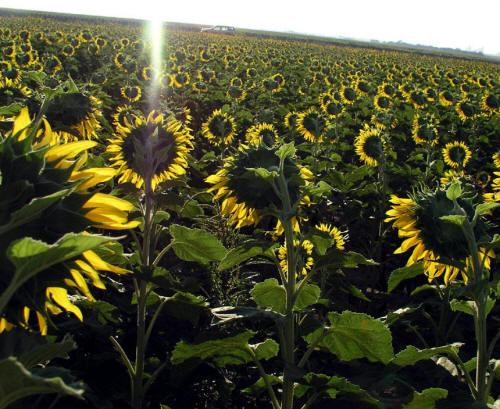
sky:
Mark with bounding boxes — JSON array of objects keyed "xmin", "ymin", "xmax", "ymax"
[{"xmin": 2, "ymin": 0, "xmax": 500, "ymax": 56}]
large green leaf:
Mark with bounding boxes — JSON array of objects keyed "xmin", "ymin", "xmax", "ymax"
[
  {"xmin": 218, "ymin": 240, "xmax": 276, "ymax": 271},
  {"xmin": 0, "ymin": 189, "xmax": 69, "ymax": 235},
  {"xmin": 171, "ymin": 330, "xmax": 278, "ymax": 367},
  {"xmin": 402, "ymin": 388, "xmax": 448, "ymax": 409},
  {"xmin": 20, "ymin": 337, "xmax": 76, "ymax": 369},
  {"xmin": 170, "ymin": 224, "xmax": 226, "ymax": 264},
  {"xmin": 391, "ymin": 343, "xmax": 463, "ymax": 367},
  {"xmin": 0, "ymin": 233, "xmax": 114, "ymax": 315},
  {"xmin": 0, "ymin": 357, "xmax": 84, "ymax": 409},
  {"xmin": 450, "ymin": 299, "xmax": 495, "ymax": 317},
  {"xmin": 163, "ymin": 291, "xmax": 208, "ymax": 326},
  {"xmin": 304, "ymin": 311, "xmax": 393, "ymax": 363},
  {"xmin": 250, "ymin": 278, "xmax": 286, "ymax": 314},
  {"xmin": 295, "ymin": 373, "xmax": 382, "ymax": 407},
  {"xmin": 387, "ymin": 263, "xmax": 424, "ymax": 293},
  {"xmin": 315, "ymin": 249, "xmax": 377, "ymax": 270},
  {"xmin": 294, "ymin": 283, "xmax": 320, "ymax": 311}
]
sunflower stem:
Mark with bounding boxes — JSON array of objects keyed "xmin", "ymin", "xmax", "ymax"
[{"xmin": 277, "ymin": 166, "xmax": 297, "ymax": 409}]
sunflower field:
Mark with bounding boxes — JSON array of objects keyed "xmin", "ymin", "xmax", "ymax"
[{"xmin": 1, "ymin": 10, "xmax": 500, "ymax": 409}]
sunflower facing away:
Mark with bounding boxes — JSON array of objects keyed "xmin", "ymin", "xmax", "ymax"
[
  {"xmin": 201, "ymin": 109, "xmax": 236, "ymax": 146},
  {"xmin": 0, "ymin": 108, "xmax": 139, "ymax": 334},
  {"xmin": 278, "ymin": 239, "xmax": 314, "ymax": 277},
  {"xmin": 442, "ymin": 141, "xmax": 472, "ymax": 169},
  {"xmin": 107, "ymin": 111, "xmax": 193, "ymax": 191},
  {"xmin": 412, "ymin": 113, "xmax": 439, "ymax": 146},
  {"xmin": 245, "ymin": 123, "xmax": 279, "ymax": 147},
  {"xmin": 315, "ymin": 223, "xmax": 346, "ymax": 250},
  {"xmin": 206, "ymin": 144, "xmax": 312, "ymax": 229},
  {"xmin": 385, "ymin": 189, "xmax": 494, "ymax": 284}
]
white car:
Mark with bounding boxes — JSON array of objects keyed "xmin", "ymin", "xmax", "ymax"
[{"xmin": 200, "ymin": 26, "xmax": 235, "ymax": 35}]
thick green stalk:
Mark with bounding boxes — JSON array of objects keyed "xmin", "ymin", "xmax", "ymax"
[{"xmin": 277, "ymin": 168, "xmax": 297, "ymax": 409}]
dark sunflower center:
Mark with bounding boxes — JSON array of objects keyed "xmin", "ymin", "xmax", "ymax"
[
  {"xmin": 485, "ymin": 95, "xmax": 499, "ymax": 109},
  {"xmin": 376, "ymin": 96, "xmax": 391, "ymax": 109},
  {"xmin": 416, "ymin": 125, "xmax": 435, "ymax": 142},
  {"xmin": 325, "ymin": 101, "xmax": 342, "ymax": 116},
  {"xmin": 227, "ymin": 85, "xmax": 244, "ymax": 99},
  {"xmin": 448, "ymin": 146, "xmax": 466, "ymax": 165},
  {"xmin": 459, "ymin": 102, "xmax": 475, "ymax": 117},
  {"xmin": 208, "ymin": 115, "xmax": 233, "ymax": 138},
  {"xmin": 363, "ymin": 134, "xmax": 383, "ymax": 160},
  {"xmin": 121, "ymin": 123, "xmax": 178, "ymax": 175},
  {"xmin": 125, "ymin": 87, "xmax": 139, "ymax": 99},
  {"xmin": 302, "ymin": 113, "xmax": 326, "ymax": 136},
  {"xmin": 343, "ymin": 87, "xmax": 356, "ymax": 101},
  {"xmin": 442, "ymin": 91, "xmax": 453, "ymax": 102},
  {"xmin": 259, "ymin": 129, "xmax": 276, "ymax": 146}
]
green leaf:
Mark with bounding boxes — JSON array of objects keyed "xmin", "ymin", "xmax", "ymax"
[
  {"xmin": 0, "ymin": 103, "xmax": 23, "ymax": 117},
  {"xmin": 20, "ymin": 337, "xmax": 76, "ymax": 369},
  {"xmin": 474, "ymin": 202, "xmax": 500, "ymax": 218},
  {"xmin": 450, "ymin": 299, "xmax": 495, "ymax": 317},
  {"xmin": 171, "ymin": 331, "xmax": 276, "ymax": 367},
  {"xmin": 294, "ymin": 283, "xmax": 320, "ymax": 311},
  {"xmin": 306, "ymin": 231, "xmax": 333, "ymax": 256},
  {"xmin": 170, "ymin": 224, "xmax": 226, "ymax": 264},
  {"xmin": 410, "ymin": 284, "xmax": 437, "ymax": 296},
  {"xmin": 387, "ymin": 263, "xmax": 424, "ymax": 293},
  {"xmin": 247, "ymin": 167, "xmax": 278, "ymax": 182},
  {"xmin": 276, "ymin": 142, "xmax": 296, "ymax": 160},
  {"xmin": 163, "ymin": 291, "xmax": 208, "ymax": 326},
  {"xmin": 440, "ymin": 215, "xmax": 467, "ymax": 226},
  {"xmin": 250, "ymin": 279, "xmax": 286, "ymax": 314},
  {"xmin": 0, "ymin": 357, "xmax": 84, "ymax": 409},
  {"xmin": 304, "ymin": 311, "xmax": 393, "ymax": 363},
  {"xmin": 242, "ymin": 375, "xmax": 281, "ymax": 396},
  {"xmin": 402, "ymin": 388, "xmax": 448, "ymax": 409},
  {"xmin": 211, "ymin": 306, "xmax": 284, "ymax": 325},
  {"xmin": 296, "ymin": 373, "xmax": 383, "ymax": 407},
  {"xmin": 391, "ymin": 343, "xmax": 463, "ymax": 367},
  {"xmin": 252, "ymin": 339, "xmax": 279, "ymax": 361},
  {"xmin": 446, "ymin": 182, "xmax": 462, "ymax": 201},
  {"xmin": 218, "ymin": 240, "xmax": 276, "ymax": 271},
  {"xmin": 382, "ymin": 306, "xmax": 420, "ymax": 327},
  {"xmin": 303, "ymin": 181, "xmax": 332, "ymax": 198},
  {"xmin": 77, "ymin": 300, "xmax": 119, "ymax": 324},
  {"xmin": 315, "ymin": 249, "xmax": 377, "ymax": 270},
  {"xmin": 0, "ymin": 189, "xmax": 69, "ymax": 235}
]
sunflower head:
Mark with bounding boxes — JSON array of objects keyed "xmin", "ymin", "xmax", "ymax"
[
  {"xmin": 386, "ymin": 187, "xmax": 492, "ymax": 284},
  {"xmin": 481, "ymin": 92, "xmax": 499, "ymax": 115},
  {"xmin": 226, "ymin": 85, "xmax": 246, "ymax": 102},
  {"xmin": 456, "ymin": 100, "xmax": 477, "ymax": 121},
  {"xmin": 107, "ymin": 111, "xmax": 193, "ymax": 191},
  {"xmin": 340, "ymin": 85, "xmax": 357, "ymax": 104},
  {"xmin": 412, "ymin": 113, "xmax": 439, "ymax": 146},
  {"xmin": 354, "ymin": 125, "xmax": 385, "ymax": 167},
  {"xmin": 206, "ymin": 144, "xmax": 311, "ymax": 228},
  {"xmin": 439, "ymin": 90, "xmax": 454, "ymax": 106},
  {"xmin": 284, "ymin": 111, "xmax": 299, "ymax": 131},
  {"xmin": 278, "ymin": 239, "xmax": 314, "ymax": 277},
  {"xmin": 323, "ymin": 100, "xmax": 344, "ymax": 119},
  {"xmin": 443, "ymin": 141, "xmax": 472, "ymax": 169},
  {"xmin": 374, "ymin": 94, "xmax": 392, "ymax": 111},
  {"xmin": 0, "ymin": 108, "xmax": 137, "ymax": 334},
  {"xmin": 121, "ymin": 85, "xmax": 142, "ymax": 102},
  {"xmin": 201, "ymin": 109, "xmax": 236, "ymax": 146},
  {"xmin": 297, "ymin": 108, "xmax": 326, "ymax": 143},
  {"xmin": 246, "ymin": 123, "xmax": 279, "ymax": 147}
]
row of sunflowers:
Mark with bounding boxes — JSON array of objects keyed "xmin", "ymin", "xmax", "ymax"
[{"xmin": 0, "ymin": 12, "xmax": 499, "ymax": 409}]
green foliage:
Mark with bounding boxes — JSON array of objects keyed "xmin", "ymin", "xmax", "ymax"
[
  {"xmin": 170, "ymin": 224, "xmax": 227, "ymax": 264},
  {"xmin": 250, "ymin": 278, "xmax": 286, "ymax": 314},
  {"xmin": 401, "ymin": 388, "xmax": 448, "ymax": 409},
  {"xmin": 304, "ymin": 311, "xmax": 394, "ymax": 363}
]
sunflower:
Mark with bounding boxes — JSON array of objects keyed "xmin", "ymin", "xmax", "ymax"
[
  {"xmin": 90, "ymin": 72, "xmax": 107, "ymax": 86},
  {"xmin": 340, "ymin": 85, "xmax": 357, "ymax": 104},
  {"xmin": 297, "ymin": 108, "xmax": 326, "ymax": 143},
  {"xmin": 201, "ymin": 109, "xmax": 236, "ymax": 146},
  {"xmin": 112, "ymin": 105, "xmax": 140, "ymax": 129},
  {"xmin": 315, "ymin": 223, "xmax": 345, "ymax": 250},
  {"xmin": 173, "ymin": 72, "xmax": 190, "ymax": 88},
  {"xmin": 0, "ymin": 78, "xmax": 31, "ymax": 106},
  {"xmin": 262, "ymin": 77, "xmax": 281, "ymax": 93},
  {"xmin": 121, "ymin": 85, "xmax": 142, "ymax": 103},
  {"xmin": 412, "ymin": 113, "xmax": 439, "ymax": 146},
  {"xmin": 385, "ymin": 191, "xmax": 494, "ymax": 284},
  {"xmin": 44, "ymin": 55, "xmax": 62, "ymax": 76},
  {"xmin": 323, "ymin": 100, "xmax": 344, "ymax": 119},
  {"xmin": 439, "ymin": 90, "xmax": 454, "ymax": 106},
  {"xmin": 284, "ymin": 111, "xmax": 299, "ymax": 131},
  {"xmin": 193, "ymin": 81, "xmax": 208, "ymax": 92},
  {"xmin": 226, "ymin": 85, "xmax": 246, "ymax": 102},
  {"xmin": 1, "ymin": 108, "xmax": 138, "ymax": 334},
  {"xmin": 440, "ymin": 169, "xmax": 465, "ymax": 188},
  {"xmin": 43, "ymin": 93, "xmax": 102, "ymax": 141},
  {"xmin": 493, "ymin": 152, "xmax": 500, "ymax": 169},
  {"xmin": 374, "ymin": 93, "xmax": 392, "ymax": 111},
  {"xmin": 230, "ymin": 77, "xmax": 243, "ymax": 87},
  {"xmin": 245, "ymin": 123, "xmax": 279, "ymax": 147},
  {"xmin": 481, "ymin": 92, "xmax": 499, "ymax": 115},
  {"xmin": 278, "ymin": 239, "xmax": 314, "ymax": 277},
  {"xmin": 456, "ymin": 100, "xmax": 477, "ymax": 121},
  {"xmin": 442, "ymin": 141, "xmax": 472, "ymax": 169},
  {"xmin": 205, "ymin": 145, "xmax": 311, "ymax": 229},
  {"xmin": 356, "ymin": 80, "xmax": 370, "ymax": 96},
  {"xmin": 354, "ymin": 125, "xmax": 385, "ymax": 167},
  {"xmin": 107, "ymin": 111, "xmax": 193, "ymax": 191},
  {"xmin": 318, "ymin": 92, "xmax": 333, "ymax": 109}
]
